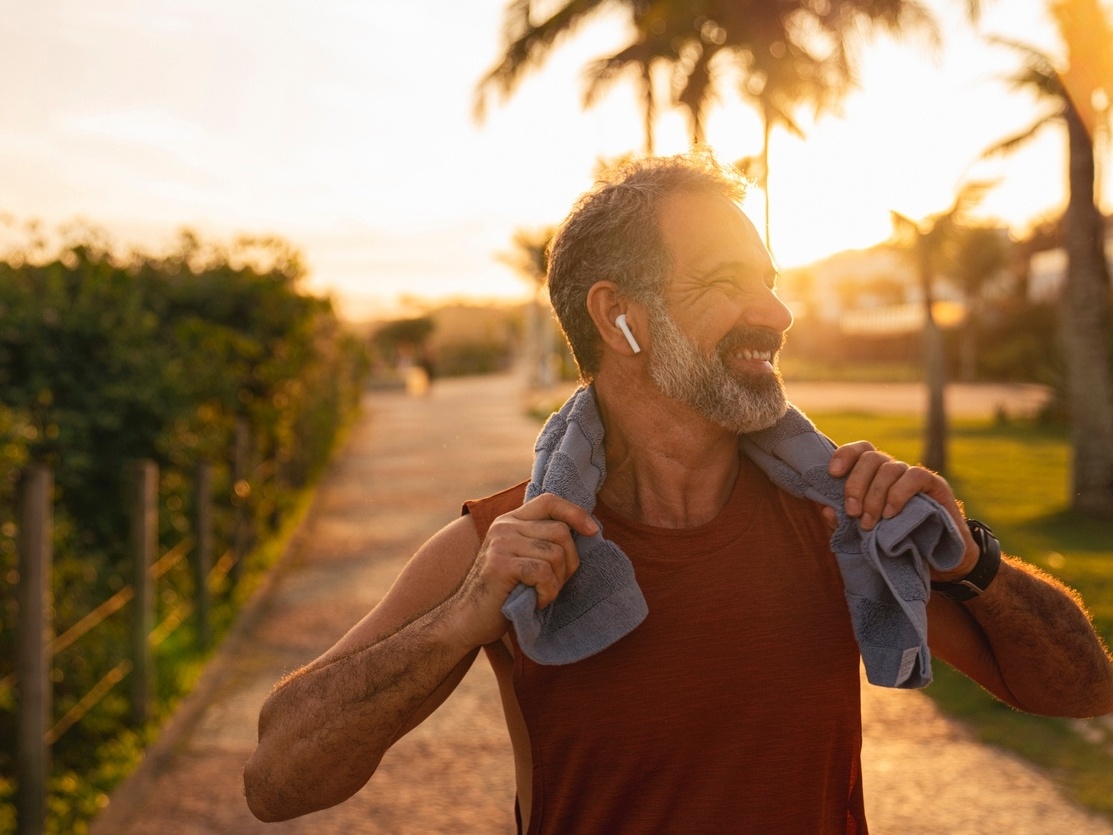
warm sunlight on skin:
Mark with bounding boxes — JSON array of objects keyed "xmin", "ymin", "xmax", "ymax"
[{"xmin": 0, "ymin": 0, "xmax": 1106, "ymax": 318}]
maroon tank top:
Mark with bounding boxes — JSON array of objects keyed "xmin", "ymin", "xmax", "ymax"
[{"xmin": 464, "ymin": 454, "xmax": 867, "ymax": 834}]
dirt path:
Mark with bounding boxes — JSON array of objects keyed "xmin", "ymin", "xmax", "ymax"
[
  {"xmin": 92, "ymin": 374, "xmax": 1109, "ymax": 834},
  {"xmin": 786, "ymin": 380, "xmax": 1051, "ymax": 419}
]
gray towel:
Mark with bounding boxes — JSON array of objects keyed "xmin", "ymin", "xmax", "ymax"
[
  {"xmin": 501, "ymin": 387, "xmax": 649, "ymax": 664},
  {"xmin": 739, "ymin": 406, "xmax": 965, "ymax": 688},
  {"xmin": 503, "ymin": 386, "xmax": 965, "ymax": 688}
]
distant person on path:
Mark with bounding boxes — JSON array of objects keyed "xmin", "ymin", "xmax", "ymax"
[
  {"xmin": 418, "ymin": 342, "xmax": 436, "ymax": 392},
  {"xmin": 245, "ymin": 153, "xmax": 1113, "ymax": 832}
]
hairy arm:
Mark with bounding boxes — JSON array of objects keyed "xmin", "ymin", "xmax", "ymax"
[
  {"xmin": 242, "ymin": 517, "xmax": 482, "ymax": 821},
  {"xmin": 929, "ymin": 557, "xmax": 1113, "ymax": 718},
  {"xmin": 243, "ymin": 494, "xmax": 594, "ymax": 821}
]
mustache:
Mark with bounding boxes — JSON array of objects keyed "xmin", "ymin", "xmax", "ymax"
[{"xmin": 716, "ymin": 326, "xmax": 785, "ymax": 357}]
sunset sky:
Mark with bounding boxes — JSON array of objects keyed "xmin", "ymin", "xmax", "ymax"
[{"xmin": 1, "ymin": 0, "xmax": 1107, "ymax": 319}]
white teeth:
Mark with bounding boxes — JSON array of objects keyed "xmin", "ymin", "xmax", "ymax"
[
  {"xmin": 735, "ymin": 348, "xmax": 774, "ymax": 364},
  {"xmin": 739, "ymin": 349, "xmax": 771, "ymax": 361}
]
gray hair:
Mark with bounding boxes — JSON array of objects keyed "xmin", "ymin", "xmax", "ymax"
[{"xmin": 546, "ymin": 150, "xmax": 749, "ymax": 379}]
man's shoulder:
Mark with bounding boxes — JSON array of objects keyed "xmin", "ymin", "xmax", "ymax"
[
  {"xmin": 461, "ymin": 480, "xmax": 529, "ymax": 538},
  {"xmin": 462, "ymin": 480, "xmax": 529, "ymax": 515}
]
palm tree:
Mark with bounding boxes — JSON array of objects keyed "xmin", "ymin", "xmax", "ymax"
[
  {"xmin": 499, "ymin": 226, "xmax": 557, "ymax": 388},
  {"xmin": 726, "ymin": 30, "xmax": 858, "ymax": 251},
  {"xmin": 985, "ymin": 0, "xmax": 1113, "ymax": 516},
  {"xmin": 582, "ymin": 40, "xmax": 661, "ymax": 156},
  {"xmin": 475, "ymin": 1, "xmax": 954, "ymax": 257},
  {"xmin": 890, "ymin": 181, "xmax": 991, "ymax": 473},
  {"xmin": 474, "ymin": 0, "xmax": 674, "ymax": 155},
  {"xmin": 1009, "ymin": 216, "xmax": 1062, "ymax": 301},
  {"xmin": 580, "ymin": 4, "xmax": 695, "ymax": 155},
  {"xmin": 950, "ymin": 225, "xmax": 1009, "ymax": 381}
]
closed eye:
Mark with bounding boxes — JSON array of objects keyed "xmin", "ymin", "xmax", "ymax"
[
  {"xmin": 711, "ymin": 273, "xmax": 777, "ymax": 293},
  {"xmin": 696, "ymin": 261, "xmax": 778, "ymax": 293}
]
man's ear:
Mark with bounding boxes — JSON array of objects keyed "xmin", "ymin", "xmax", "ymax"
[{"xmin": 586, "ymin": 281, "xmax": 644, "ymax": 357}]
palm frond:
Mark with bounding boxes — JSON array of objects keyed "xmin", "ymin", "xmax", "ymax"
[
  {"xmin": 474, "ymin": 0, "xmax": 613, "ymax": 121},
  {"xmin": 855, "ymin": 0, "xmax": 941, "ymax": 49},
  {"xmin": 981, "ymin": 115, "xmax": 1059, "ymax": 158},
  {"xmin": 582, "ymin": 42, "xmax": 656, "ymax": 108},
  {"xmin": 985, "ymin": 36, "xmax": 1065, "ymax": 98},
  {"xmin": 674, "ymin": 44, "xmax": 719, "ymax": 144},
  {"xmin": 889, "ymin": 209, "xmax": 919, "ymax": 240},
  {"xmin": 949, "ymin": 178, "xmax": 998, "ymax": 220}
]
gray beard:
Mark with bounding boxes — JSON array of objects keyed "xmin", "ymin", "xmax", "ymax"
[{"xmin": 646, "ymin": 304, "xmax": 788, "ymax": 434}]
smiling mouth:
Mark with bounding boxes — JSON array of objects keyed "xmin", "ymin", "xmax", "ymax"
[
  {"xmin": 716, "ymin": 327, "xmax": 785, "ymax": 374},
  {"xmin": 736, "ymin": 348, "xmax": 774, "ymax": 363}
]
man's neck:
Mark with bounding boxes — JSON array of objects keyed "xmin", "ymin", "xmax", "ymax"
[{"xmin": 593, "ymin": 373, "xmax": 741, "ymax": 529}]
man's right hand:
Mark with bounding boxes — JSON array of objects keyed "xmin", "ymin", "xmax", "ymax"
[
  {"xmin": 448, "ymin": 492, "xmax": 597, "ymax": 649},
  {"xmin": 246, "ymin": 492, "xmax": 595, "ymax": 821}
]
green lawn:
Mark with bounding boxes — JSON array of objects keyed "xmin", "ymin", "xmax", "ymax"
[{"xmin": 813, "ymin": 411, "xmax": 1113, "ymax": 820}]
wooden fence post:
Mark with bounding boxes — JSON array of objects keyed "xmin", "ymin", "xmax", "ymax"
[
  {"xmin": 193, "ymin": 462, "xmax": 213, "ymax": 650},
  {"xmin": 16, "ymin": 465, "xmax": 52, "ymax": 835},
  {"xmin": 130, "ymin": 459, "xmax": 157, "ymax": 726},
  {"xmin": 232, "ymin": 418, "xmax": 252, "ymax": 585}
]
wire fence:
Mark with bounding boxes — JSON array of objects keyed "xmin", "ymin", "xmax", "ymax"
[{"xmin": 10, "ymin": 435, "xmax": 273, "ymax": 834}]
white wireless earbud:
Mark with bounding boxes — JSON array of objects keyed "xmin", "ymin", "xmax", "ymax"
[{"xmin": 615, "ymin": 313, "xmax": 641, "ymax": 354}]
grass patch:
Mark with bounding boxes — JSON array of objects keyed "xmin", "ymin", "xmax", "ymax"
[{"xmin": 813, "ymin": 410, "xmax": 1113, "ymax": 821}]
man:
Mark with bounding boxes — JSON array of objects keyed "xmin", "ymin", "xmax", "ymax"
[{"xmin": 244, "ymin": 153, "xmax": 1113, "ymax": 832}]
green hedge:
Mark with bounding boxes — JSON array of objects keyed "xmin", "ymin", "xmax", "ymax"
[{"xmin": 0, "ymin": 227, "xmax": 368, "ymax": 833}]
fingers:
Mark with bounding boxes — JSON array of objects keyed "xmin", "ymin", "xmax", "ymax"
[
  {"xmin": 490, "ymin": 520, "xmax": 580, "ymax": 600},
  {"xmin": 515, "ymin": 492, "xmax": 599, "ymax": 538},
  {"xmin": 476, "ymin": 493, "xmax": 591, "ymax": 610},
  {"xmin": 827, "ymin": 440, "xmax": 875, "ymax": 478},
  {"xmin": 831, "ymin": 442, "xmax": 892, "ymax": 526},
  {"xmin": 831, "ymin": 442, "xmax": 960, "ymax": 532}
]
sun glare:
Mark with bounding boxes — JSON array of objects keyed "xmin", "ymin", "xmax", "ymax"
[
  {"xmin": 1, "ymin": 0, "xmax": 1109, "ymax": 319},
  {"xmin": 695, "ymin": 3, "xmax": 1094, "ymax": 270}
]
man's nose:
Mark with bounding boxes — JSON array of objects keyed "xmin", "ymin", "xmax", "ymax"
[{"xmin": 743, "ymin": 287, "xmax": 794, "ymax": 334}]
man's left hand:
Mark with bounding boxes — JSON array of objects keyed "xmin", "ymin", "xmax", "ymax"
[{"xmin": 825, "ymin": 441, "xmax": 979, "ymax": 579}]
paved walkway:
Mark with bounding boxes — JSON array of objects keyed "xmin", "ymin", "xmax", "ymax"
[{"xmin": 92, "ymin": 374, "xmax": 1110, "ymax": 834}]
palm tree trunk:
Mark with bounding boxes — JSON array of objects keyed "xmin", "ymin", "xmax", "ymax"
[
  {"xmin": 642, "ymin": 65, "xmax": 655, "ymax": 156},
  {"xmin": 1062, "ymin": 104, "xmax": 1113, "ymax": 516},
  {"xmin": 959, "ymin": 295, "xmax": 978, "ymax": 382},
  {"xmin": 920, "ymin": 247, "xmax": 948, "ymax": 474}
]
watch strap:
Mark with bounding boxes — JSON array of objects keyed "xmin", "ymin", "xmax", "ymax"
[{"xmin": 931, "ymin": 519, "xmax": 1001, "ymax": 602}]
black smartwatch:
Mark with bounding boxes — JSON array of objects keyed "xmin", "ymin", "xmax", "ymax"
[{"xmin": 931, "ymin": 519, "xmax": 1001, "ymax": 602}]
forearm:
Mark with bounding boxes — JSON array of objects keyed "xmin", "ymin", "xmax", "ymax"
[
  {"xmin": 243, "ymin": 600, "xmax": 475, "ymax": 821},
  {"xmin": 242, "ymin": 494, "xmax": 594, "ymax": 821},
  {"xmin": 960, "ymin": 557, "xmax": 1113, "ymax": 717}
]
